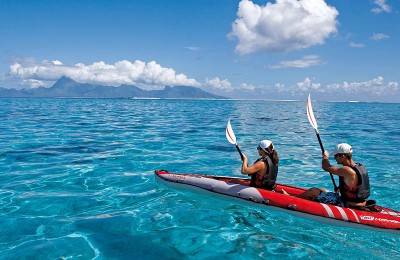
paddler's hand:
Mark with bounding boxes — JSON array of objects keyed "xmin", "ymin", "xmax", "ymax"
[
  {"xmin": 321, "ymin": 150, "xmax": 333, "ymax": 172},
  {"xmin": 241, "ymin": 154, "xmax": 247, "ymax": 163}
]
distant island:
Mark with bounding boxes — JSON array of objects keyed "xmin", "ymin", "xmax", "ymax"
[{"xmin": 0, "ymin": 76, "xmax": 227, "ymax": 99}]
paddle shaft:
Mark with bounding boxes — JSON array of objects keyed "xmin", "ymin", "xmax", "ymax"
[
  {"xmin": 316, "ymin": 132, "xmax": 324, "ymax": 151},
  {"xmin": 235, "ymin": 144, "xmax": 244, "ymax": 160},
  {"xmin": 315, "ymin": 130, "xmax": 338, "ymax": 190}
]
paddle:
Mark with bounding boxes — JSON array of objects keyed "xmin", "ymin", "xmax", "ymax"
[
  {"xmin": 226, "ymin": 119, "xmax": 244, "ymax": 160},
  {"xmin": 306, "ymin": 94, "xmax": 338, "ymax": 190}
]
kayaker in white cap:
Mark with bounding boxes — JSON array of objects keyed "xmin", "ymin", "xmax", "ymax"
[
  {"xmin": 241, "ymin": 140, "xmax": 279, "ymax": 190},
  {"xmin": 286, "ymin": 143, "xmax": 370, "ymax": 208}
]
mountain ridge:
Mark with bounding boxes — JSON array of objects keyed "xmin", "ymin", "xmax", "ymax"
[{"xmin": 0, "ymin": 77, "xmax": 227, "ymax": 99}]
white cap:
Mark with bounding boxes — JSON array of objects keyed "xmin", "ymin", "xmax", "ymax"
[
  {"xmin": 259, "ymin": 140, "xmax": 274, "ymax": 152},
  {"xmin": 333, "ymin": 143, "xmax": 352, "ymax": 155}
]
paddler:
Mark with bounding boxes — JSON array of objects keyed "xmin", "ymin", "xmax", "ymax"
[
  {"xmin": 241, "ymin": 140, "xmax": 279, "ymax": 190},
  {"xmin": 289, "ymin": 143, "xmax": 371, "ymax": 208}
]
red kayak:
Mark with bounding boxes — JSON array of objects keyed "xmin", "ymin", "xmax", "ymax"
[{"xmin": 155, "ymin": 170, "xmax": 400, "ymax": 234}]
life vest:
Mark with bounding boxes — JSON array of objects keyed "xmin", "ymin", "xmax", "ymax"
[
  {"xmin": 339, "ymin": 163, "xmax": 370, "ymax": 203},
  {"xmin": 250, "ymin": 156, "xmax": 278, "ymax": 190}
]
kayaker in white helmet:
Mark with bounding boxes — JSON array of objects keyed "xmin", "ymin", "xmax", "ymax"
[
  {"xmin": 241, "ymin": 140, "xmax": 279, "ymax": 190},
  {"xmin": 284, "ymin": 143, "xmax": 370, "ymax": 208}
]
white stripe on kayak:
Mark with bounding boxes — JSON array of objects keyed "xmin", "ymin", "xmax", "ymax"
[
  {"xmin": 335, "ymin": 206, "xmax": 348, "ymax": 221},
  {"xmin": 321, "ymin": 204, "xmax": 334, "ymax": 218},
  {"xmin": 379, "ymin": 211, "xmax": 400, "ymax": 217},
  {"xmin": 348, "ymin": 208, "xmax": 360, "ymax": 223}
]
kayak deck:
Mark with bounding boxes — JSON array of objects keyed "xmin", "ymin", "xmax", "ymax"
[{"xmin": 155, "ymin": 170, "xmax": 400, "ymax": 234}]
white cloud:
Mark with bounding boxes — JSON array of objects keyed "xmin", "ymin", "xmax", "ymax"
[
  {"xmin": 22, "ymin": 79, "xmax": 45, "ymax": 88},
  {"xmin": 8, "ymin": 59, "xmax": 201, "ymax": 89},
  {"xmin": 239, "ymin": 83, "xmax": 255, "ymax": 91},
  {"xmin": 274, "ymin": 77, "xmax": 320, "ymax": 93},
  {"xmin": 205, "ymin": 77, "xmax": 232, "ymax": 91},
  {"xmin": 275, "ymin": 83, "xmax": 286, "ymax": 92},
  {"xmin": 349, "ymin": 42, "xmax": 365, "ymax": 48},
  {"xmin": 370, "ymin": 32, "xmax": 390, "ymax": 41},
  {"xmin": 219, "ymin": 76, "xmax": 399, "ymax": 101},
  {"xmin": 229, "ymin": 0, "xmax": 339, "ymax": 54},
  {"xmin": 296, "ymin": 77, "xmax": 321, "ymax": 92},
  {"xmin": 371, "ymin": 0, "xmax": 391, "ymax": 13},
  {"xmin": 279, "ymin": 76, "xmax": 399, "ymax": 96},
  {"xmin": 269, "ymin": 55, "xmax": 322, "ymax": 69},
  {"xmin": 51, "ymin": 60, "xmax": 63, "ymax": 65},
  {"xmin": 326, "ymin": 76, "xmax": 399, "ymax": 96}
]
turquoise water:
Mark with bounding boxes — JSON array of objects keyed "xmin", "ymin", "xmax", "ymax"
[{"xmin": 0, "ymin": 98, "xmax": 399, "ymax": 259}]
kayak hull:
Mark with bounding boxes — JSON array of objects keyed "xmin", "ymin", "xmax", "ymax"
[{"xmin": 155, "ymin": 170, "xmax": 400, "ymax": 234}]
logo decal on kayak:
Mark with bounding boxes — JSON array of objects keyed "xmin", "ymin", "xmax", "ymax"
[
  {"xmin": 360, "ymin": 216, "xmax": 374, "ymax": 221},
  {"xmin": 171, "ymin": 174, "xmax": 186, "ymax": 179},
  {"xmin": 360, "ymin": 216, "xmax": 400, "ymax": 224}
]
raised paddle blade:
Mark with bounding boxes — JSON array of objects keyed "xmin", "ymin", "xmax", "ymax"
[
  {"xmin": 226, "ymin": 119, "xmax": 244, "ymax": 160},
  {"xmin": 307, "ymin": 94, "xmax": 319, "ymax": 132},
  {"xmin": 306, "ymin": 94, "xmax": 336, "ymax": 189},
  {"xmin": 226, "ymin": 119, "xmax": 237, "ymax": 145}
]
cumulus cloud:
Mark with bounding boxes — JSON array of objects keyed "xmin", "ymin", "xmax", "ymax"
[
  {"xmin": 271, "ymin": 76, "xmax": 399, "ymax": 98},
  {"xmin": 269, "ymin": 55, "xmax": 322, "ymax": 69},
  {"xmin": 229, "ymin": 0, "xmax": 339, "ymax": 54},
  {"xmin": 275, "ymin": 83, "xmax": 286, "ymax": 92},
  {"xmin": 326, "ymin": 76, "xmax": 398, "ymax": 96},
  {"xmin": 371, "ymin": 0, "xmax": 391, "ymax": 13},
  {"xmin": 296, "ymin": 77, "xmax": 321, "ymax": 92},
  {"xmin": 370, "ymin": 33, "xmax": 390, "ymax": 41},
  {"xmin": 205, "ymin": 77, "xmax": 232, "ymax": 91},
  {"xmin": 273, "ymin": 77, "xmax": 319, "ymax": 93},
  {"xmin": 239, "ymin": 83, "xmax": 256, "ymax": 91},
  {"xmin": 276, "ymin": 76, "xmax": 399, "ymax": 96},
  {"xmin": 21, "ymin": 79, "xmax": 44, "ymax": 88},
  {"xmin": 8, "ymin": 59, "xmax": 201, "ymax": 89}
]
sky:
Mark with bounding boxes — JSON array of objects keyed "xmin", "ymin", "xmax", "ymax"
[{"xmin": 1, "ymin": 0, "xmax": 399, "ymax": 102}]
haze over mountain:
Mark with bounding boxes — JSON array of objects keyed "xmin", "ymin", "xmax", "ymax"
[{"xmin": 0, "ymin": 77, "xmax": 227, "ymax": 99}]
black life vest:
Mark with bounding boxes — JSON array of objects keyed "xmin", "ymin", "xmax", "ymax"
[
  {"xmin": 250, "ymin": 156, "xmax": 278, "ymax": 190},
  {"xmin": 339, "ymin": 163, "xmax": 370, "ymax": 203}
]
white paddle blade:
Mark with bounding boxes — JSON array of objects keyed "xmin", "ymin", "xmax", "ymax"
[
  {"xmin": 307, "ymin": 94, "xmax": 319, "ymax": 132},
  {"xmin": 226, "ymin": 119, "xmax": 237, "ymax": 145}
]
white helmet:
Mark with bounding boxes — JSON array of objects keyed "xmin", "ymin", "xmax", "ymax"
[
  {"xmin": 333, "ymin": 143, "xmax": 352, "ymax": 155},
  {"xmin": 259, "ymin": 140, "xmax": 274, "ymax": 152}
]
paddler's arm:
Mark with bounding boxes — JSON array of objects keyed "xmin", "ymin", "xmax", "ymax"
[
  {"xmin": 322, "ymin": 150, "xmax": 348, "ymax": 177},
  {"xmin": 241, "ymin": 155, "xmax": 262, "ymax": 175}
]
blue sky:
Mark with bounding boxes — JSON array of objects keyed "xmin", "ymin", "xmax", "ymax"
[{"xmin": 1, "ymin": 0, "xmax": 399, "ymax": 102}]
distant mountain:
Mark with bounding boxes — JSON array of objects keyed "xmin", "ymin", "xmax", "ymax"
[{"xmin": 0, "ymin": 77, "xmax": 227, "ymax": 99}]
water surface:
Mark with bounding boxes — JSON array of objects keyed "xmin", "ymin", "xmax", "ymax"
[{"xmin": 0, "ymin": 98, "xmax": 399, "ymax": 259}]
